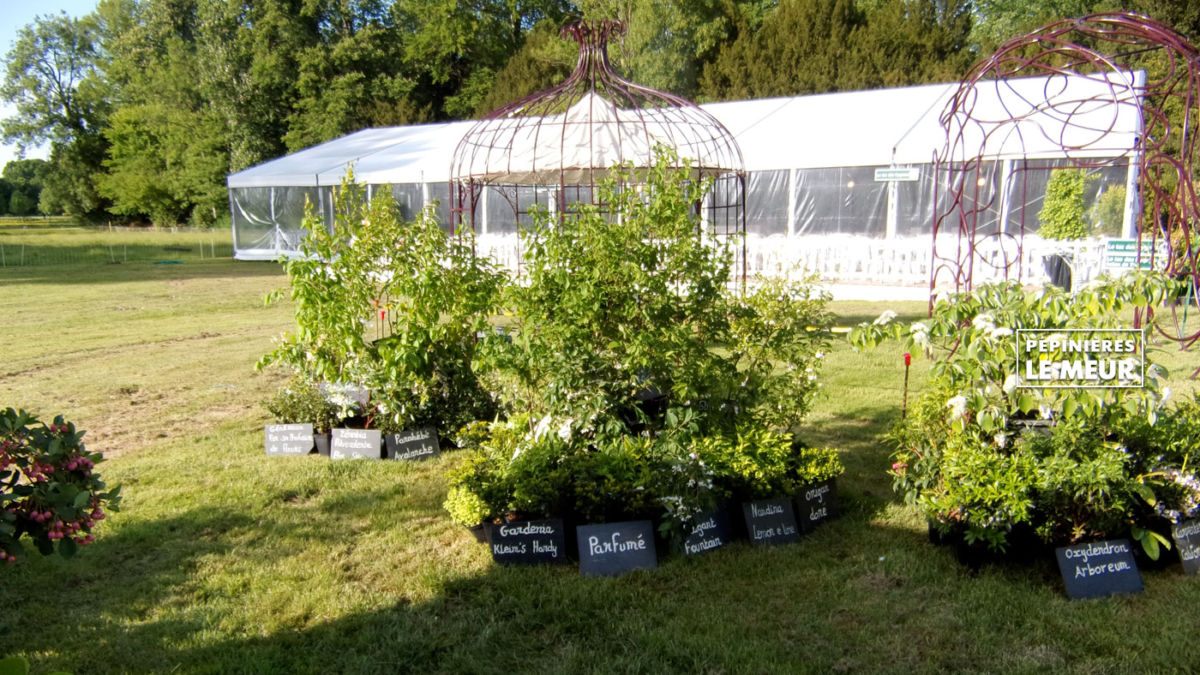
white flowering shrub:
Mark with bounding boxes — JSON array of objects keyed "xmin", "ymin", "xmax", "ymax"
[
  {"xmin": 851, "ymin": 274, "xmax": 1196, "ymax": 557},
  {"xmin": 448, "ymin": 149, "xmax": 840, "ymax": 543}
]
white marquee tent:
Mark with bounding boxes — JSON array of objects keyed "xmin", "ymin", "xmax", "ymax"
[{"xmin": 227, "ymin": 72, "xmax": 1141, "ymax": 286}]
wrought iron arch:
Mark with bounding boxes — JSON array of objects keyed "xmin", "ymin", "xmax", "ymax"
[
  {"xmin": 931, "ymin": 11, "xmax": 1200, "ymax": 338},
  {"xmin": 449, "ymin": 19, "xmax": 746, "ymax": 282}
]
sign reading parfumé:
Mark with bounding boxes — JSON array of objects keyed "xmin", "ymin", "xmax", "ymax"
[
  {"xmin": 683, "ymin": 510, "xmax": 733, "ymax": 555},
  {"xmin": 385, "ymin": 428, "xmax": 440, "ymax": 461},
  {"xmin": 577, "ymin": 521, "xmax": 657, "ymax": 577},
  {"xmin": 1055, "ymin": 539, "xmax": 1144, "ymax": 599},
  {"xmin": 264, "ymin": 423, "xmax": 314, "ymax": 455},
  {"xmin": 1171, "ymin": 519, "xmax": 1200, "ymax": 575},
  {"xmin": 487, "ymin": 518, "xmax": 567, "ymax": 565},
  {"xmin": 796, "ymin": 479, "xmax": 837, "ymax": 533},
  {"xmin": 743, "ymin": 499, "xmax": 800, "ymax": 546},
  {"xmin": 330, "ymin": 428, "xmax": 382, "ymax": 460}
]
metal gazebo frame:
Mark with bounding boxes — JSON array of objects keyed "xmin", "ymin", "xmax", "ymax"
[
  {"xmin": 449, "ymin": 19, "xmax": 746, "ymax": 284},
  {"xmin": 931, "ymin": 12, "xmax": 1200, "ymax": 331}
]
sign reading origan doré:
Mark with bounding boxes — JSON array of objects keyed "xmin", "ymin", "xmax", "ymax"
[{"xmin": 796, "ymin": 479, "xmax": 837, "ymax": 533}]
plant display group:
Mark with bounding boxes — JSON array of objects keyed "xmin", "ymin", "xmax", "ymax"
[
  {"xmin": 261, "ymin": 150, "xmax": 842, "ymax": 547},
  {"xmin": 852, "ymin": 273, "xmax": 1198, "ymax": 558}
]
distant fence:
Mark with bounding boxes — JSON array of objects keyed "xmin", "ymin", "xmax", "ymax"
[{"xmin": 0, "ymin": 225, "xmax": 235, "ymax": 267}]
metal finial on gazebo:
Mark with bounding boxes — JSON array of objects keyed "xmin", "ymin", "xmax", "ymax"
[{"xmin": 449, "ymin": 19, "xmax": 745, "ymax": 280}]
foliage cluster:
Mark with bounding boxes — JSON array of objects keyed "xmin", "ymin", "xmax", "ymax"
[
  {"xmin": 446, "ymin": 149, "xmax": 842, "ymax": 541},
  {"xmin": 1038, "ymin": 168, "xmax": 1094, "ymax": 240},
  {"xmin": 851, "ymin": 273, "xmax": 1199, "ymax": 556},
  {"xmin": 259, "ymin": 172, "xmax": 504, "ymax": 439},
  {"xmin": 0, "ymin": 408, "xmax": 120, "ymax": 562}
]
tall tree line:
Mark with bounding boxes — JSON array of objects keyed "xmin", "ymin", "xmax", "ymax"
[{"xmin": 1, "ymin": 0, "xmax": 1192, "ymax": 226}]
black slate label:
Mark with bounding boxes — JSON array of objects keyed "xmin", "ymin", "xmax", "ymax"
[
  {"xmin": 487, "ymin": 519, "xmax": 567, "ymax": 565},
  {"xmin": 683, "ymin": 510, "xmax": 733, "ymax": 555},
  {"xmin": 796, "ymin": 479, "xmax": 837, "ymax": 533},
  {"xmin": 577, "ymin": 521, "xmax": 658, "ymax": 577},
  {"xmin": 385, "ymin": 428, "xmax": 440, "ymax": 461},
  {"xmin": 743, "ymin": 499, "xmax": 800, "ymax": 546},
  {"xmin": 330, "ymin": 428, "xmax": 382, "ymax": 460},
  {"xmin": 1055, "ymin": 539, "xmax": 1144, "ymax": 599},
  {"xmin": 264, "ymin": 424, "xmax": 314, "ymax": 455},
  {"xmin": 1172, "ymin": 520, "xmax": 1200, "ymax": 575}
]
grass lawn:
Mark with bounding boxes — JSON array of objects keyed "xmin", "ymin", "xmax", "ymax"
[{"xmin": 4, "ymin": 244, "xmax": 1200, "ymax": 673}]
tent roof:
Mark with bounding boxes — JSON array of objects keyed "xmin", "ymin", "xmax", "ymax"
[{"xmin": 227, "ymin": 72, "xmax": 1142, "ymax": 188}]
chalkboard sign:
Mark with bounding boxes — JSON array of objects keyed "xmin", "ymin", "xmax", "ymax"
[
  {"xmin": 487, "ymin": 518, "xmax": 567, "ymax": 565},
  {"xmin": 796, "ymin": 479, "xmax": 837, "ymax": 533},
  {"xmin": 683, "ymin": 510, "xmax": 733, "ymax": 555},
  {"xmin": 1172, "ymin": 520, "xmax": 1200, "ymax": 575},
  {"xmin": 743, "ymin": 499, "xmax": 800, "ymax": 546},
  {"xmin": 577, "ymin": 521, "xmax": 658, "ymax": 577},
  {"xmin": 330, "ymin": 428, "xmax": 382, "ymax": 460},
  {"xmin": 264, "ymin": 424, "xmax": 314, "ymax": 455},
  {"xmin": 1055, "ymin": 539, "xmax": 1144, "ymax": 599},
  {"xmin": 385, "ymin": 428, "xmax": 440, "ymax": 461}
]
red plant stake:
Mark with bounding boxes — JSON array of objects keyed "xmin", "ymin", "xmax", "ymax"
[{"xmin": 902, "ymin": 352, "xmax": 912, "ymax": 419}]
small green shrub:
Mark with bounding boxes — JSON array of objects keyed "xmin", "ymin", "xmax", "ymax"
[
  {"xmin": 262, "ymin": 379, "xmax": 339, "ymax": 433},
  {"xmin": 1038, "ymin": 168, "xmax": 1094, "ymax": 240}
]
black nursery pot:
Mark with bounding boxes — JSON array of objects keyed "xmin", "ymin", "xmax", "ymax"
[
  {"xmin": 314, "ymin": 433, "xmax": 331, "ymax": 457},
  {"xmin": 467, "ymin": 521, "xmax": 488, "ymax": 544}
]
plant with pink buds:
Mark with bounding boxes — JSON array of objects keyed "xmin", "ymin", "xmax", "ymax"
[{"xmin": 1, "ymin": 408, "xmax": 121, "ymax": 562}]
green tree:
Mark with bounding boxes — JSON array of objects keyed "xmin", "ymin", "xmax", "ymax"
[
  {"xmin": 1038, "ymin": 168, "xmax": 1093, "ymax": 239},
  {"xmin": 702, "ymin": 0, "xmax": 866, "ymax": 100},
  {"xmin": 0, "ymin": 177, "xmax": 11, "ymax": 215},
  {"xmin": 2, "ymin": 159, "xmax": 49, "ymax": 216},
  {"xmin": 1, "ymin": 12, "xmax": 111, "ymax": 220}
]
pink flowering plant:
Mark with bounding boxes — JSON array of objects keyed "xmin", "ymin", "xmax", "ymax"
[{"xmin": 1, "ymin": 408, "xmax": 121, "ymax": 562}]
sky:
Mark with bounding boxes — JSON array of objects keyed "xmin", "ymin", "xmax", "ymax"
[{"xmin": 0, "ymin": 0, "xmax": 100, "ymax": 169}]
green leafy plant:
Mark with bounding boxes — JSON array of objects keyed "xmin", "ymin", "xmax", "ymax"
[
  {"xmin": 449, "ymin": 148, "xmax": 841, "ymax": 542},
  {"xmin": 1, "ymin": 408, "xmax": 121, "ymax": 563},
  {"xmin": 854, "ymin": 274, "xmax": 1191, "ymax": 555},
  {"xmin": 259, "ymin": 170, "xmax": 506, "ymax": 438},
  {"xmin": 1039, "ymin": 168, "xmax": 1095, "ymax": 240},
  {"xmin": 262, "ymin": 378, "xmax": 339, "ymax": 433}
]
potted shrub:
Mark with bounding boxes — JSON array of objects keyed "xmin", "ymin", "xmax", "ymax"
[
  {"xmin": 263, "ymin": 379, "xmax": 338, "ymax": 456},
  {"xmin": 853, "ymin": 273, "xmax": 1195, "ymax": 565}
]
